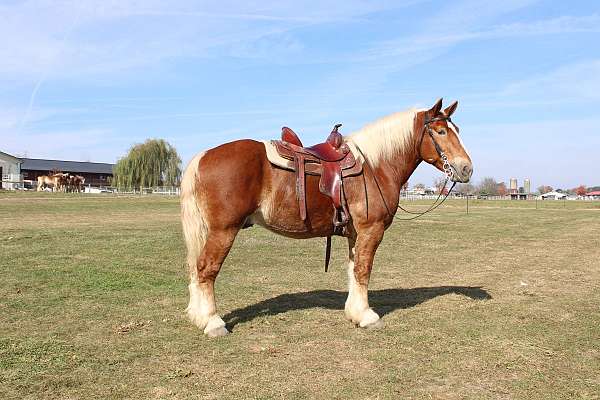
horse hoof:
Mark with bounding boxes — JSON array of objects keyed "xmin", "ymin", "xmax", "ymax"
[
  {"xmin": 357, "ymin": 308, "xmax": 383, "ymax": 329},
  {"xmin": 206, "ymin": 326, "xmax": 229, "ymax": 337},
  {"xmin": 362, "ymin": 318, "xmax": 384, "ymax": 330}
]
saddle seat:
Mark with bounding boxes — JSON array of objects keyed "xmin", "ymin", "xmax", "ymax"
[{"xmin": 281, "ymin": 125, "xmax": 349, "ymax": 162}]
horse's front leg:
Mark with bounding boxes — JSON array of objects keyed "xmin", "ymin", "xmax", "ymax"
[{"xmin": 344, "ymin": 225, "xmax": 384, "ymax": 329}]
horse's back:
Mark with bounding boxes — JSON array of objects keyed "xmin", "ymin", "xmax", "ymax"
[{"xmin": 201, "ymin": 139, "xmax": 268, "ymax": 184}]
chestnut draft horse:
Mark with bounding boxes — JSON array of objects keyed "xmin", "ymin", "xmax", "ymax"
[
  {"xmin": 37, "ymin": 175, "xmax": 59, "ymax": 191},
  {"xmin": 181, "ymin": 99, "xmax": 473, "ymax": 337}
]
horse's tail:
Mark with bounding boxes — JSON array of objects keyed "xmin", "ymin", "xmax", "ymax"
[{"xmin": 180, "ymin": 151, "xmax": 209, "ymax": 278}]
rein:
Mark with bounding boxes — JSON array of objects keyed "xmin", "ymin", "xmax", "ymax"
[
  {"xmin": 395, "ymin": 180, "xmax": 456, "ymax": 221},
  {"xmin": 353, "ymin": 116, "xmax": 457, "ymax": 222}
]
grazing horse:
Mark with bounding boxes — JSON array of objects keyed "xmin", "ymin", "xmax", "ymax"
[{"xmin": 180, "ymin": 99, "xmax": 473, "ymax": 337}]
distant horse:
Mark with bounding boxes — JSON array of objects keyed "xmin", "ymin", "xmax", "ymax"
[
  {"xmin": 64, "ymin": 174, "xmax": 82, "ymax": 192},
  {"xmin": 54, "ymin": 173, "xmax": 69, "ymax": 192},
  {"xmin": 74, "ymin": 175, "xmax": 85, "ymax": 193},
  {"xmin": 37, "ymin": 175, "xmax": 58, "ymax": 191},
  {"xmin": 180, "ymin": 99, "xmax": 473, "ymax": 337},
  {"xmin": 65, "ymin": 174, "xmax": 75, "ymax": 192}
]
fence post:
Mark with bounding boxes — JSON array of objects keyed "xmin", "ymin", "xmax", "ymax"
[{"xmin": 466, "ymin": 195, "xmax": 469, "ymax": 215}]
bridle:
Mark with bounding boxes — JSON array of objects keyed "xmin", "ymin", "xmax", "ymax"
[{"xmin": 419, "ymin": 115, "xmax": 455, "ymax": 180}]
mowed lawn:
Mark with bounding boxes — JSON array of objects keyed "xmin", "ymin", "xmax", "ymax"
[{"xmin": 1, "ymin": 192, "xmax": 599, "ymax": 399}]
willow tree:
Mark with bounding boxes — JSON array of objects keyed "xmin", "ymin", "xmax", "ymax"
[{"xmin": 112, "ymin": 139, "xmax": 182, "ymax": 189}]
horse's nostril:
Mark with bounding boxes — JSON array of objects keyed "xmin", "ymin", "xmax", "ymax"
[{"xmin": 462, "ymin": 164, "xmax": 472, "ymax": 177}]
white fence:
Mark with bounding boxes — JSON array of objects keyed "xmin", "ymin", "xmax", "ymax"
[
  {"xmin": 3, "ymin": 179, "xmax": 597, "ymax": 201},
  {"xmin": 1, "ymin": 174, "xmax": 24, "ymax": 190},
  {"xmin": 0, "ymin": 177, "xmax": 181, "ymax": 196},
  {"xmin": 84, "ymin": 186, "xmax": 181, "ymax": 196}
]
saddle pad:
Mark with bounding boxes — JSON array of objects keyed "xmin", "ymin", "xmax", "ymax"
[{"xmin": 261, "ymin": 139, "xmax": 364, "ymax": 171}]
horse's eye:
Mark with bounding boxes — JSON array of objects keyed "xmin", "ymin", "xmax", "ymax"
[{"xmin": 438, "ymin": 129, "xmax": 447, "ymax": 135}]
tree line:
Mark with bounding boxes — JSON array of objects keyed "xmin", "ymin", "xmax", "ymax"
[
  {"xmin": 452, "ymin": 179, "xmax": 594, "ymax": 196},
  {"xmin": 406, "ymin": 178, "xmax": 595, "ymax": 196}
]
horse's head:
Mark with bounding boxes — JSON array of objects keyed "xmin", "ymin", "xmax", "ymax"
[{"xmin": 417, "ymin": 98, "xmax": 473, "ymax": 183}]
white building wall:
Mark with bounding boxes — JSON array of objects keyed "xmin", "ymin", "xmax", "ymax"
[{"xmin": 0, "ymin": 153, "xmax": 22, "ymax": 190}]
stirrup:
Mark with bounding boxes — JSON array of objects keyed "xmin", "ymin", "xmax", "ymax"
[{"xmin": 333, "ymin": 208, "xmax": 349, "ymax": 228}]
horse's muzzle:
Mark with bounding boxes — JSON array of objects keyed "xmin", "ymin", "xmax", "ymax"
[{"xmin": 450, "ymin": 158, "xmax": 473, "ymax": 183}]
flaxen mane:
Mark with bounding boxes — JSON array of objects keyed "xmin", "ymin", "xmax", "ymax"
[{"xmin": 346, "ymin": 108, "xmax": 420, "ymax": 166}]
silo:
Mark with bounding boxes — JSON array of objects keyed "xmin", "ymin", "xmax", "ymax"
[
  {"xmin": 524, "ymin": 179, "xmax": 531, "ymax": 194},
  {"xmin": 510, "ymin": 178, "xmax": 518, "ymax": 193}
]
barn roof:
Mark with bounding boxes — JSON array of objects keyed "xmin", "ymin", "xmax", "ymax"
[
  {"xmin": 21, "ymin": 158, "xmax": 114, "ymax": 174},
  {"xmin": 586, "ymin": 191, "xmax": 600, "ymax": 196},
  {"xmin": 0, "ymin": 150, "xmax": 22, "ymax": 162}
]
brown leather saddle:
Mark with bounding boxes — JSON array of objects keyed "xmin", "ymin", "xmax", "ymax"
[
  {"xmin": 273, "ymin": 124, "xmax": 364, "ymax": 270},
  {"xmin": 274, "ymin": 123, "xmax": 363, "ymax": 228}
]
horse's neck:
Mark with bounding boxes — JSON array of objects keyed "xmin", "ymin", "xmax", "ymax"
[{"xmin": 371, "ymin": 139, "xmax": 421, "ymax": 208}]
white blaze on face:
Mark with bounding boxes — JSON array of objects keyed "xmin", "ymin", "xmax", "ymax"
[{"xmin": 447, "ymin": 119, "xmax": 471, "ymax": 160}]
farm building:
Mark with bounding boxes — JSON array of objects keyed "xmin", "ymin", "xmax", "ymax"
[
  {"xmin": 0, "ymin": 151, "xmax": 22, "ymax": 190},
  {"xmin": 585, "ymin": 191, "xmax": 600, "ymax": 200},
  {"xmin": 540, "ymin": 191, "xmax": 567, "ymax": 200},
  {"xmin": 0, "ymin": 150, "xmax": 114, "ymax": 189},
  {"xmin": 509, "ymin": 192, "xmax": 534, "ymax": 200}
]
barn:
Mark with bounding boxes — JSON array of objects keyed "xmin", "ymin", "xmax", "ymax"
[
  {"xmin": 585, "ymin": 191, "xmax": 600, "ymax": 200},
  {"xmin": 540, "ymin": 191, "xmax": 567, "ymax": 200},
  {"xmin": 0, "ymin": 150, "xmax": 114, "ymax": 190},
  {"xmin": 0, "ymin": 151, "xmax": 22, "ymax": 190}
]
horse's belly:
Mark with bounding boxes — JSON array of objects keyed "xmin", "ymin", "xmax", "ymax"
[
  {"xmin": 248, "ymin": 168, "xmax": 336, "ymax": 238},
  {"xmin": 248, "ymin": 204, "xmax": 334, "ymax": 239}
]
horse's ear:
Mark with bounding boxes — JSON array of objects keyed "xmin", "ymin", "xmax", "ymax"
[
  {"xmin": 444, "ymin": 100, "xmax": 458, "ymax": 117},
  {"xmin": 428, "ymin": 98, "xmax": 443, "ymax": 117}
]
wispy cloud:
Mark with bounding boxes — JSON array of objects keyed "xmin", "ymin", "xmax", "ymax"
[
  {"xmin": 1, "ymin": 0, "xmax": 422, "ymax": 147},
  {"xmin": 358, "ymin": 13, "xmax": 600, "ymax": 63},
  {"xmin": 278, "ymin": 0, "xmax": 547, "ymax": 106},
  {"xmin": 2, "ymin": 127, "xmax": 117, "ymax": 160},
  {"xmin": 0, "ymin": 0, "xmax": 418, "ymax": 82},
  {"xmin": 0, "ymin": 107, "xmax": 70, "ymax": 130},
  {"xmin": 501, "ymin": 59, "xmax": 600, "ymax": 100}
]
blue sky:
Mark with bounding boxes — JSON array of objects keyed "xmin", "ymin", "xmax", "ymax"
[{"xmin": 2, "ymin": 0, "xmax": 599, "ymax": 189}]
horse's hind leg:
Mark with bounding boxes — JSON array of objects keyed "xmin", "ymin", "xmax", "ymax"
[{"xmin": 187, "ymin": 227, "xmax": 239, "ymax": 337}]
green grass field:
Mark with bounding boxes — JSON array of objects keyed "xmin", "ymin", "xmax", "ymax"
[{"xmin": 1, "ymin": 192, "xmax": 599, "ymax": 399}]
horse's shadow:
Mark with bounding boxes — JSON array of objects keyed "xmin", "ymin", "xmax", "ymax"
[{"xmin": 223, "ymin": 286, "xmax": 491, "ymax": 330}]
